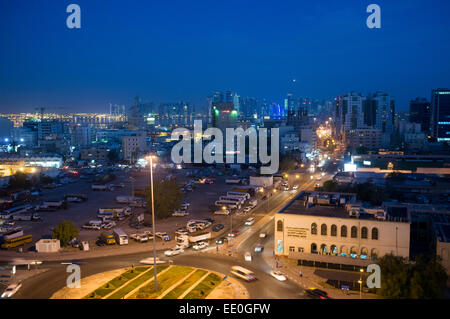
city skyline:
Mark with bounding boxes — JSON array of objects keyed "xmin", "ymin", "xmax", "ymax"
[{"xmin": 1, "ymin": 0, "xmax": 449, "ymax": 112}]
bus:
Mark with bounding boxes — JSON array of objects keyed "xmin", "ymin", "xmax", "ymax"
[
  {"xmin": 214, "ymin": 201, "xmax": 239, "ymax": 209},
  {"xmin": 227, "ymin": 191, "xmax": 251, "ymax": 200},
  {"xmin": 230, "ymin": 266, "xmax": 257, "ymax": 282},
  {"xmin": 219, "ymin": 196, "xmax": 245, "ymax": 205},
  {"xmin": 1, "ymin": 234, "xmax": 33, "ymax": 249},
  {"xmin": 113, "ymin": 228, "xmax": 128, "ymax": 245},
  {"xmin": 0, "ymin": 205, "xmax": 33, "ymax": 219}
]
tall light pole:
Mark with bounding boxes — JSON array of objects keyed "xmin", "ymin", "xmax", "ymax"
[
  {"xmin": 358, "ymin": 268, "xmax": 364, "ymax": 299},
  {"xmin": 148, "ymin": 155, "xmax": 157, "ymax": 293}
]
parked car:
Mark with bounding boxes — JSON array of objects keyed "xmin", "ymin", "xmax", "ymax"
[
  {"xmin": 243, "ymin": 207, "xmax": 252, "ymax": 214},
  {"xmin": 212, "ymin": 224, "xmax": 224, "ymax": 232},
  {"xmin": 244, "ymin": 252, "xmax": 252, "ymax": 261},
  {"xmin": 259, "ymin": 233, "xmax": 267, "ymax": 238},
  {"xmin": 293, "ymin": 185, "xmax": 299, "ymax": 190}
]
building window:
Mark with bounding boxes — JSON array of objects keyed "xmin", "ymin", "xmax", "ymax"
[
  {"xmin": 311, "ymin": 243, "xmax": 318, "ymax": 254},
  {"xmin": 330, "ymin": 245, "xmax": 337, "ymax": 255},
  {"xmin": 351, "ymin": 226, "xmax": 358, "ymax": 238},
  {"xmin": 320, "ymin": 244, "xmax": 328, "ymax": 254},
  {"xmin": 289, "ymin": 246, "xmax": 295, "ymax": 252},
  {"xmin": 321, "ymin": 224, "xmax": 327, "ymax": 236},
  {"xmin": 331, "ymin": 224, "xmax": 337, "ymax": 236},
  {"xmin": 341, "ymin": 225, "xmax": 347, "ymax": 237},
  {"xmin": 277, "ymin": 220, "xmax": 283, "ymax": 232},
  {"xmin": 372, "ymin": 227, "xmax": 379, "ymax": 240},
  {"xmin": 361, "ymin": 227, "xmax": 368, "ymax": 239},
  {"xmin": 298, "ymin": 247, "xmax": 304, "ymax": 253},
  {"xmin": 311, "ymin": 223, "xmax": 317, "ymax": 235}
]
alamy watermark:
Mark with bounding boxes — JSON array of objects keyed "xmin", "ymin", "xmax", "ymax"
[{"xmin": 170, "ymin": 120, "xmax": 279, "ymax": 175}]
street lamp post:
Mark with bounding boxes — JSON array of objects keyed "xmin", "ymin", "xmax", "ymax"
[
  {"xmin": 358, "ymin": 268, "xmax": 364, "ymax": 299},
  {"xmin": 148, "ymin": 156, "xmax": 157, "ymax": 293}
]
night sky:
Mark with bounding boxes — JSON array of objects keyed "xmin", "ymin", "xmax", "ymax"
[{"xmin": 0, "ymin": 0, "xmax": 449, "ymax": 113}]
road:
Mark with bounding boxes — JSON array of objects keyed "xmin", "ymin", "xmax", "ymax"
[{"xmin": 9, "ymin": 163, "xmax": 338, "ymax": 299}]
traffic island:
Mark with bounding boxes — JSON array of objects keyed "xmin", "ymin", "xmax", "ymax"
[{"xmin": 50, "ymin": 265, "xmax": 248, "ymax": 299}]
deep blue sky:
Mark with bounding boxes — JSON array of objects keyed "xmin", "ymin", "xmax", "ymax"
[{"xmin": 0, "ymin": 0, "xmax": 449, "ymax": 113}]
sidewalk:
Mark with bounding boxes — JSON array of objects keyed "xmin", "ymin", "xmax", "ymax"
[
  {"xmin": 263, "ymin": 253, "xmax": 378, "ymax": 299},
  {"xmin": 0, "ymin": 239, "xmax": 177, "ymax": 263}
]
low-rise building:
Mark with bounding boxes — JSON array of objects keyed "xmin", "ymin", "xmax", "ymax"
[{"xmin": 274, "ymin": 191, "xmax": 411, "ymax": 270}]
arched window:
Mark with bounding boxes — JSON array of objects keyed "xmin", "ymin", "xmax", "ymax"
[
  {"xmin": 320, "ymin": 244, "xmax": 327, "ymax": 254},
  {"xmin": 341, "ymin": 225, "xmax": 347, "ymax": 237},
  {"xmin": 371, "ymin": 248, "xmax": 379, "ymax": 259},
  {"xmin": 331, "ymin": 225, "xmax": 337, "ymax": 236},
  {"xmin": 340, "ymin": 246, "xmax": 348, "ymax": 256},
  {"xmin": 311, "ymin": 243, "xmax": 318, "ymax": 254},
  {"xmin": 361, "ymin": 227, "xmax": 368, "ymax": 239},
  {"xmin": 311, "ymin": 223, "xmax": 317, "ymax": 235},
  {"xmin": 351, "ymin": 226, "xmax": 358, "ymax": 238},
  {"xmin": 330, "ymin": 245, "xmax": 337, "ymax": 255},
  {"xmin": 321, "ymin": 224, "xmax": 327, "ymax": 236},
  {"xmin": 372, "ymin": 227, "xmax": 379, "ymax": 240},
  {"xmin": 277, "ymin": 220, "xmax": 283, "ymax": 232}
]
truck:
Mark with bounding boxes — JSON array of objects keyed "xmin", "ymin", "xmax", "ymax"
[
  {"xmin": 116, "ymin": 196, "xmax": 146, "ymax": 207},
  {"xmin": 92, "ymin": 184, "xmax": 112, "ymax": 191},
  {"xmin": 82, "ymin": 220, "xmax": 103, "ymax": 230},
  {"xmin": 64, "ymin": 194, "xmax": 88, "ymax": 202},
  {"xmin": 12, "ymin": 212, "xmax": 41, "ymax": 221},
  {"xmin": 188, "ymin": 231, "xmax": 211, "ymax": 243},
  {"xmin": 98, "ymin": 207, "xmax": 131, "ymax": 219},
  {"xmin": 226, "ymin": 179, "xmax": 241, "ymax": 185},
  {"xmin": 43, "ymin": 200, "xmax": 66, "ymax": 209}
]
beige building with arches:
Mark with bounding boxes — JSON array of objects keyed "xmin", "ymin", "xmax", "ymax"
[{"xmin": 274, "ymin": 191, "xmax": 410, "ymax": 268}]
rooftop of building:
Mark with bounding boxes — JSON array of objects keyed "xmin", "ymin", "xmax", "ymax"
[{"xmin": 278, "ymin": 191, "xmax": 409, "ymax": 223}]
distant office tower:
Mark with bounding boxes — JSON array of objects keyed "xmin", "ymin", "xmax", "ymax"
[
  {"xmin": 335, "ymin": 93, "xmax": 365, "ymax": 135},
  {"xmin": 213, "ymin": 91, "xmax": 224, "ymax": 103},
  {"xmin": 431, "ymin": 88, "xmax": 450, "ymax": 142},
  {"xmin": 409, "ymin": 97, "xmax": 431, "ymax": 133},
  {"xmin": 72, "ymin": 125, "xmax": 92, "ymax": 147},
  {"xmin": 211, "ymin": 102, "xmax": 238, "ymax": 131},
  {"xmin": 372, "ymin": 91, "xmax": 395, "ymax": 134},
  {"xmin": 127, "ymin": 96, "xmax": 146, "ymax": 129},
  {"xmin": 225, "ymin": 91, "xmax": 233, "ymax": 103},
  {"xmin": 233, "ymin": 94, "xmax": 241, "ymax": 114},
  {"xmin": 241, "ymin": 97, "xmax": 258, "ymax": 118},
  {"xmin": 363, "ymin": 94, "xmax": 378, "ymax": 127},
  {"xmin": 285, "ymin": 94, "xmax": 295, "ymax": 118}
]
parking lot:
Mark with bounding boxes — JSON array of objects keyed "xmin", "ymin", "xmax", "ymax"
[{"xmin": 1, "ymin": 165, "xmax": 262, "ymax": 254}]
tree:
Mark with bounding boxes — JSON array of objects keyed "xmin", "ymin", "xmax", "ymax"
[
  {"xmin": 53, "ymin": 221, "xmax": 80, "ymax": 247},
  {"xmin": 8, "ymin": 171, "xmax": 32, "ymax": 190},
  {"xmin": 146, "ymin": 179, "xmax": 184, "ymax": 219},
  {"xmin": 377, "ymin": 254, "xmax": 448, "ymax": 299},
  {"xmin": 279, "ymin": 154, "xmax": 298, "ymax": 172},
  {"xmin": 322, "ymin": 180, "xmax": 339, "ymax": 192}
]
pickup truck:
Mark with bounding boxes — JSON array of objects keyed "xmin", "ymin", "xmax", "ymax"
[{"xmin": 130, "ymin": 233, "xmax": 150, "ymax": 243}]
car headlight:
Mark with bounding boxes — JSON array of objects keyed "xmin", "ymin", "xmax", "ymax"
[{"xmin": 1, "ymin": 293, "xmax": 6, "ymax": 298}]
